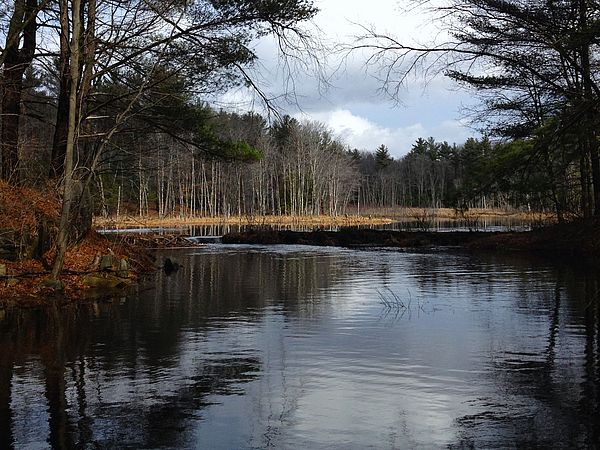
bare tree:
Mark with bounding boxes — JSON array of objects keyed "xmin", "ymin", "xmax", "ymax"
[{"xmin": 51, "ymin": 0, "xmax": 80, "ymax": 279}]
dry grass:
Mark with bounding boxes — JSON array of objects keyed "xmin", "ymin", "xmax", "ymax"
[
  {"xmin": 94, "ymin": 214, "xmax": 396, "ymax": 229},
  {"xmin": 352, "ymin": 206, "xmax": 551, "ymax": 221},
  {"xmin": 94, "ymin": 207, "xmax": 548, "ymax": 229}
]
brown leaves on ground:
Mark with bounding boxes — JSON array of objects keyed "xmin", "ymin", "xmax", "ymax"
[
  {"xmin": 63, "ymin": 230, "xmax": 146, "ymax": 272},
  {"xmin": 0, "ymin": 180, "xmax": 59, "ymax": 231},
  {"xmin": 0, "ymin": 190, "xmax": 195, "ymax": 301},
  {"xmin": 1, "ymin": 182, "xmax": 158, "ymax": 306},
  {"xmin": 1, "ymin": 231, "xmax": 155, "ymax": 307}
]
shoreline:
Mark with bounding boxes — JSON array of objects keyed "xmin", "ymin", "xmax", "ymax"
[
  {"xmin": 0, "ymin": 231, "xmax": 157, "ymax": 308},
  {"xmin": 3, "ymin": 215, "xmax": 593, "ymax": 308},
  {"xmin": 221, "ymin": 219, "xmax": 600, "ymax": 257},
  {"xmin": 93, "ymin": 208, "xmax": 546, "ymax": 230}
]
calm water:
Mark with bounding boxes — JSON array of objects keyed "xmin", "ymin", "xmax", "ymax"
[{"xmin": 1, "ymin": 245, "xmax": 599, "ymax": 449}]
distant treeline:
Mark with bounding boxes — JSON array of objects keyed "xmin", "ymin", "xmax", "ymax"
[
  {"xmin": 89, "ymin": 108, "xmax": 579, "ymax": 218},
  {"xmin": 3, "ymin": 70, "xmax": 582, "ymax": 218}
]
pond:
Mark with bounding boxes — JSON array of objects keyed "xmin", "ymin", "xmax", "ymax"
[{"xmin": 0, "ymin": 244, "xmax": 598, "ymax": 448}]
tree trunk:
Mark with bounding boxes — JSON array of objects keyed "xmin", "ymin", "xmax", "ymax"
[
  {"xmin": 1, "ymin": 0, "xmax": 38, "ymax": 183},
  {"xmin": 590, "ymin": 145, "xmax": 600, "ymax": 216},
  {"xmin": 580, "ymin": 153, "xmax": 592, "ymax": 218},
  {"xmin": 52, "ymin": 0, "xmax": 82, "ymax": 280},
  {"xmin": 50, "ymin": 0, "xmax": 70, "ymax": 178},
  {"xmin": 1, "ymin": 69, "xmax": 22, "ymax": 181},
  {"xmin": 578, "ymin": 0, "xmax": 600, "ymax": 216}
]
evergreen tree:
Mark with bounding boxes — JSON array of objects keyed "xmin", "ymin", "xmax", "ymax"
[{"xmin": 375, "ymin": 144, "xmax": 392, "ymax": 170}]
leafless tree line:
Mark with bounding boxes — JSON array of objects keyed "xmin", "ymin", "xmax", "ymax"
[
  {"xmin": 352, "ymin": 0, "xmax": 600, "ymax": 219},
  {"xmin": 98, "ymin": 113, "xmax": 360, "ymax": 218}
]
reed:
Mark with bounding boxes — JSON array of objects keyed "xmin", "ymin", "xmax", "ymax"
[{"xmin": 377, "ymin": 288, "xmax": 429, "ymax": 315}]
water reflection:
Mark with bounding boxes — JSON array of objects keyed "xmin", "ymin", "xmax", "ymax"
[
  {"xmin": 0, "ymin": 247, "xmax": 598, "ymax": 448},
  {"xmin": 98, "ymin": 216, "xmax": 530, "ymax": 237},
  {"xmin": 0, "ymin": 299, "xmax": 262, "ymax": 448},
  {"xmin": 439, "ymin": 256, "xmax": 600, "ymax": 448}
]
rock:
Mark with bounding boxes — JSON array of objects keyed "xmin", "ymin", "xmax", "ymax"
[
  {"xmin": 98, "ymin": 254, "xmax": 130, "ymax": 276},
  {"xmin": 40, "ymin": 279, "xmax": 65, "ymax": 291},
  {"xmin": 82, "ymin": 273, "xmax": 132, "ymax": 289},
  {"xmin": 91, "ymin": 252, "xmax": 102, "ymax": 270},
  {"xmin": 163, "ymin": 258, "xmax": 180, "ymax": 275},
  {"xmin": 0, "ymin": 229, "xmax": 18, "ymax": 261},
  {"xmin": 117, "ymin": 259, "xmax": 129, "ymax": 277},
  {"xmin": 100, "ymin": 254, "xmax": 118, "ymax": 271}
]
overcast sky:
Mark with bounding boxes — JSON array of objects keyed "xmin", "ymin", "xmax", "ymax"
[{"xmin": 221, "ymin": 0, "xmax": 479, "ymax": 158}]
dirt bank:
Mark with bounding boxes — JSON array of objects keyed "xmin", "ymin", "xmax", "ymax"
[
  {"xmin": 0, "ymin": 230, "xmax": 156, "ymax": 307},
  {"xmin": 222, "ymin": 220, "xmax": 600, "ymax": 256},
  {"xmin": 0, "ymin": 182, "xmax": 158, "ymax": 306}
]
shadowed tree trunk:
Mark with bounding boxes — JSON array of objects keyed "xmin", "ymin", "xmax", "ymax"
[
  {"xmin": 50, "ymin": 0, "xmax": 71, "ymax": 178},
  {"xmin": 41, "ymin": 307, "xmax": 74, "ymax": 449},
  {"xmin": 0, "ymin": 342, "xmax": 14, "ymax": 449},
  {"xmin": 1, "ymin": 0, "xmax": 38, "ymax": 183}
]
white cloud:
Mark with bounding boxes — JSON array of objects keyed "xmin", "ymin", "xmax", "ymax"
[
  {"xmin": 213, "ymin": 0, "xmax": 478, "ymax": 156},
  {"xmin": 312, "ymin": 0, "xmax": 443, "ymax": 42},
  {"xmin": 298, "ymin": 109, "xmax": 474, "ymax": 157}
]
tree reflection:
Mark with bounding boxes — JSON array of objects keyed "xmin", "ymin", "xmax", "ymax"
[
  {"xmin": 0, "ymin": 248, "xmax": 352, "ymax": 448},
  {"xmin": 446, "ymin": 256, "xmax": 600, "ymax": 448},
  {"xmin": 0, "ymin": 311, "xmax": 15, "ymax": 449},
  {"xmin": 153, "ymin": 248, "xmax": 354, "ymax": 320},
  {"xmin": 580, "ymin": 266, "xmax": 600, "ymax": 448},
  {"xmin": 41, "ymin": 307, "xmax": 75, "ymax": 449},
  {"xmin": 0, "ymin": 299, "xmax": 262, "ymax": 448},
  {"xmin": 3, "ymin": 248, "xmax": 598, "ymax": 448}
]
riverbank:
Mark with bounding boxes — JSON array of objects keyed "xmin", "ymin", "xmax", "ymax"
[
  {"xmin": 0, "ymin": 230, "xmax": 157, "ymax": 307},
  {"xmin": 0, "ymin": 180, "xmax": 163, "ymax": 306},
  {"xmin": 222, "ymin": 219, "xmax": 600, "ymax": 256},
  {"xmin": 0, "ymin": 192, "xmax": 584, "ymax": 307},
  {"xmin": 2, "ymin": 220, "xmax": 595, "ymax": 307}
]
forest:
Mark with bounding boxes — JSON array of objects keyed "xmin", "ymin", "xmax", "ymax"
[{"xmin": 2, "ymin": 0, "xmax": 600, "ymax": 279}]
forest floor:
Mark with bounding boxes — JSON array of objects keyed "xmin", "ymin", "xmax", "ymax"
[
  {"xmin": 0, "ymin": 231, "xmax": 156, "ymax": 307},
  {"xmin": 0, "ymin": 182, "xmax": 157, "ymax": 307}
]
